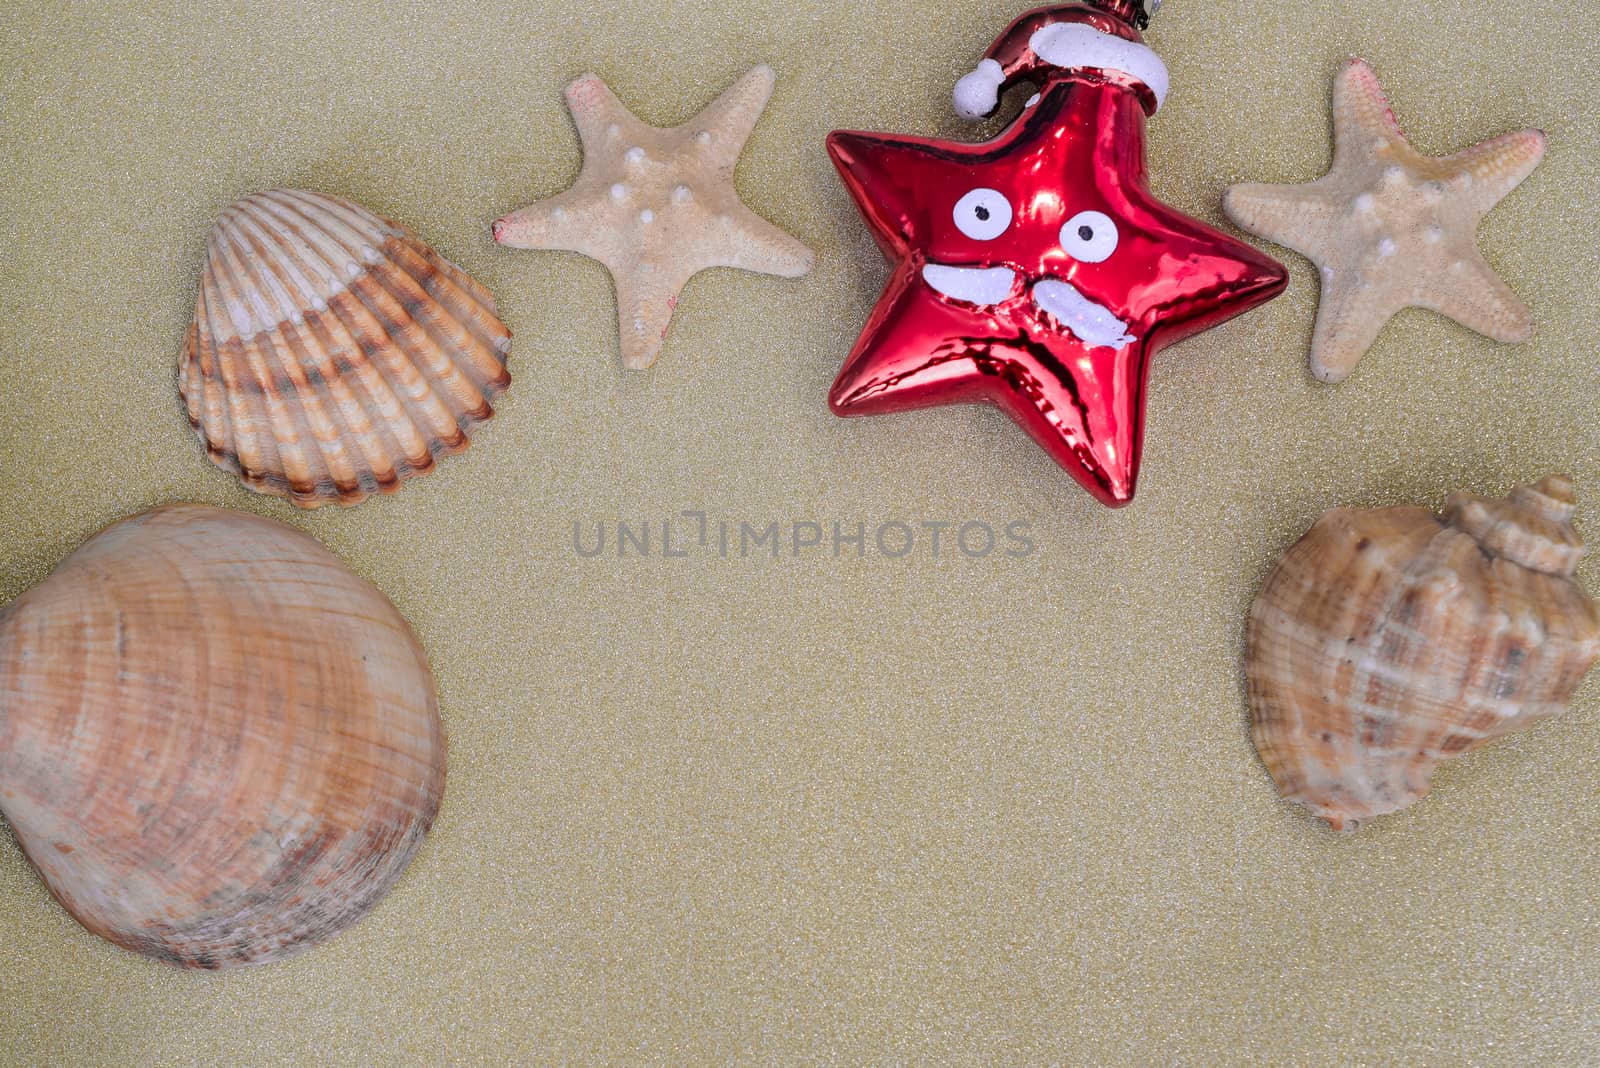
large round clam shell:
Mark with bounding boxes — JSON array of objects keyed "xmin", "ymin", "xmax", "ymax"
[{"xmin": 0, "ymin": 505, "xmax": 445, "ymax": 967}]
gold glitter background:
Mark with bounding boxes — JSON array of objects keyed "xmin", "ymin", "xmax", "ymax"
[{"xmin": 2, "ymin": 0, "xmax": 1598, "ymax": 1062}]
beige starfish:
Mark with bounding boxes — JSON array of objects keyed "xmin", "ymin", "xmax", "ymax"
[
  {"xmin": 1224, "ymin": 57, "xmax": 1545, "ymax": 383},
  {"xmin": 492, "ymin": 65, "xmax": 813, "ymax": 370}
]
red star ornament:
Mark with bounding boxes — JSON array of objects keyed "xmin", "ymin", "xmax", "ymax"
[{"xmin": 827, "ymin": 2, "xmax": 1287, "ymax": 506}]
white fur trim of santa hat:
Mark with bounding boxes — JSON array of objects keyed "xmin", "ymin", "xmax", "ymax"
[
  {"xmin": 1030, "ymin": 22, "xmax": 1168, "ymax": 109},
  {"xmin": 952, "ymin": 22, "xmax": 1169, "ymax": 120}
]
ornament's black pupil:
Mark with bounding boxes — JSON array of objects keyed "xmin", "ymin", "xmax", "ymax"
[
  {"xmin": 1078, "ymin": 225, "xmax": 1094, "ymax": 241},
  {"xmin": 975, "ymin": 206, "xmax": 991, "ymax": 221}
]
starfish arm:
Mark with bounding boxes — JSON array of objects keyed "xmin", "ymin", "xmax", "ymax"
[
  {"xmin": 611, "ymin": 262, "xmax": 697, "ymax": 370},
  {"xmin": 1422, "ymin": 251, "xmax": 1535, "ymax": 343},
  {"xmin": 1441, "ymin": 128, "xmax": 1547, "ymax": 216},
  {"xmin": 1223, "ymin": 182, "xmax": 1342, "ymax": 258},
  {"xmin": 829, "ymin": 268, "xmax": 998, "ymax": 415},
  {"xmin": 1307, "ymin": 274, "xmax": 1401, "ymax": 383},
  {"xmin": 701, "ymin": 203, "xmax": 814, "ymax": 277},
  {"xmin": 562, "ymin": 74, "xmax": 643, "ymax": 152},
  {"xmin": 491, "ymin": 188, "xmax": 610, "ymax": 253},
  {"xmin": 687, "ymin": 65, "xmax": 776, "ymax": 170},
  {"xmin": 1330, "ymin": 58, "xmax": 1406, "ymax": 171},
  {"xmin": 826, "ymin": 131, "xmax": 961, "ymax": 258}
]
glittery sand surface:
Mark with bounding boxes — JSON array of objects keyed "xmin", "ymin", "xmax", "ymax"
[{"xmin": 1, "ymin": 0, "xmax": 1597, "ymax": 1062}]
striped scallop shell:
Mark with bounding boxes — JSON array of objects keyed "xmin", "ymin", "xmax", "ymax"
[
  {"xmin": 1247, "ymin": 477, "xmax": 1600, "ymax": 831},
  {"xmin": 180, "ymin": 189, "xmax": 512, "ymax": 507}
]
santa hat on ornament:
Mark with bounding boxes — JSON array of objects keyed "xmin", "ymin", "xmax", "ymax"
[{"xmin": 953, "ymin": 0, "xmax": 1169, "ymax": 121}]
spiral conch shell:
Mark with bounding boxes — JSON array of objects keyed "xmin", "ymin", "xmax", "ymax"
[
  {"xmin": 180, "ymin": 188, "xmax": 512, "ymax": 508},
  {"xmin": 1247, "ymin": 476, "xmax": 1600, "ymax": 831},
  {"xmin": 0, "ymin": 505, "xmax": 445, "ymax": 967}
]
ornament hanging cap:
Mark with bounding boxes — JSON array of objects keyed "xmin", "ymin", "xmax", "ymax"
[
  {"xmin": 1079, "ymin": 0, "xmax": 1158, "ymax": 29},
  {"xmin": 953, "ymin": 1, "xmax": 1169, "ymax": 121}
]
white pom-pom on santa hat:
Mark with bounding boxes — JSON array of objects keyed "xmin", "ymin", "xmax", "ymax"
[
  {"xmin": 954, "ymin": 59, "xmax": 1007, "ymax": 120},
  {"xmin": 952, "ymin": 17, "xmax": 1169, "ymax": 120}
]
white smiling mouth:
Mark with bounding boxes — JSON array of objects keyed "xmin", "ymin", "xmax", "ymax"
[
  {"xmin": 1031, "ymin": 279, "xmax": 1137, "ymax": 348},
  {"xmin": 922, "ymin": 263, "xmax": 1016, "ymax": 305},
  {"xmin": 921, "ymin": 264, "xmax": 1136, "ymax": 349}
]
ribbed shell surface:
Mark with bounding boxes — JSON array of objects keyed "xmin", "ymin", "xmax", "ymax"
[
  {"xmin": 1247, "ymin": 485, "xmax": 1600, "ymax": 831},
  {"xmin": 180, "ymin": 189, "xmax": 512, "ymax": 507},
  {"xmin": 0, "ymin": 505, "xmax": 446, "ymax": 967}
]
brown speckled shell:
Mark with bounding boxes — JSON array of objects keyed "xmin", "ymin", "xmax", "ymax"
[
  {"xmin": 180, "ymin": 189, "xmax": 512, "ymax": 508},
  {"xmin": 0, "ymin": 505, "xmax": 445, "ymax": 967},
  {"xmin": 1247, "ymin": 476, "xmax": 1600, "ymax": 831}
]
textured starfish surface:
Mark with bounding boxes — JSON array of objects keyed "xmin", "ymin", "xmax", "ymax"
[
  {"xmin": 493, "ymin": 65, "xmax": 813, "ymax": 369},
  {"xmin": 1224, "ymin": 58, "xmax": 1545, "ymax": 383}
]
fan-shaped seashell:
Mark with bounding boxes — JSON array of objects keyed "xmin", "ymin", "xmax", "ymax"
[
  {"xmin": 0, "ymin": 505, "xmax": 445, "ymax": 967},
  {"xmin": 1247, "ymin": 476, "xmax": 1600, "ymax": 831},
  {"xmin": 180, "ymin": 189, "xmax": 512, "ymax": 508}
]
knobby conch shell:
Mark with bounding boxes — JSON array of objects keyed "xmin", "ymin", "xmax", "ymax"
[
  {"xmin": 180, "ymin": 188, "xmax": 513, "ymax": 508},
  {"xmin": 0, "ymin": 505, "xmax": 445, "ymax": 967},
  {"xmin": 1247, "ymin": 476, "xmax": 1600, "ymax": 831}
]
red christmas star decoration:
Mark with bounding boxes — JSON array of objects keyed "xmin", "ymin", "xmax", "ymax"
[{"xmin": 827, "ymin": 3, "xmax": 1286, "ymax": 506}]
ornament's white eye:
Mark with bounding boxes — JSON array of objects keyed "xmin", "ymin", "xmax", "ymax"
[
  {"xmin": 1061, "ymin": 210, "xmax": 1118, "ymax": 263},
  {"xmin": 953, "ymin": 188, "xmax": 1012, "ymax": 241}
]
